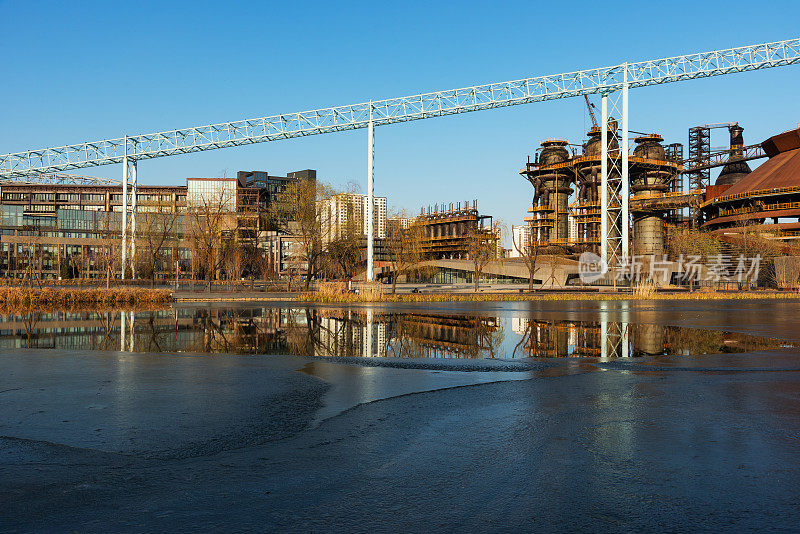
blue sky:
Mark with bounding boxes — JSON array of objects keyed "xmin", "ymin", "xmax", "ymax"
[{"xmin": 2, "ymin": 1, "xmax": 799, "ymax": 245}]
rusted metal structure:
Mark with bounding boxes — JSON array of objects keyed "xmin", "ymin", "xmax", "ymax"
[
  {"xmin": 629, "ymin": 134, "xmax": 681, "ymax": 256},
  {"xmin": 521, "ymin": 139, "xmax": 575, "ymax": 245},
  {"xmin": 519, "ymin": 118, "xmax": 800, "ymax": 267},
  {"xmin": 520, "ymin": 123, "xmax": 680, "ymax": 256},
  {"xmin": 701, "ymin": 126, "xmax": 800, "ymax": 239},
  {"xmin": 418, "ymin": 200, "xmax": 494, "ymax": 259}
]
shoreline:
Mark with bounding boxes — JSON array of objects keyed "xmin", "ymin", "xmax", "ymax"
[
  {"xmin": 4, "ymin": 287, "xmax": 800, "ymax": 309},
  {"xmin": 296, "ymin": 289, "xmax": 800, "ymax": 303}
]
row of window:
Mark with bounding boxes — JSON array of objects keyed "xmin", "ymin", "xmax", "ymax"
[{"xmin": 1, "ymin": 193, "xmax": 183, "ymax": 204}]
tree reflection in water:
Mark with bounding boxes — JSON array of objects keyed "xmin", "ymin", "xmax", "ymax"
[{"xmin": 0, "ymin": 306, "xmax": 793, "ymax": 359}]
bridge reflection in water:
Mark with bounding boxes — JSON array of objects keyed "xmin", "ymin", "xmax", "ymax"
[{"xmin": 0, "ymin": 306, "xmax": 790, "ymax": 359}]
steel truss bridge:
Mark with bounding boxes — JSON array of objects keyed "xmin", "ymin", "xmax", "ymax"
[
  {"xmin": 1, "ymin": 36, "xmax": 798, "ymax": 278},
  {"xmin": 0, "ymin": 173, "xmax": 121, "ymax": 187},
  {"xmin": 682, "ymin": 143, "xmax": 766, "ymax": 174}
]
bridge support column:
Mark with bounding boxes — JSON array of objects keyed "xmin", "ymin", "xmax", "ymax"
[
  {"xmin": 600, "ymin": 71, "xmax": 630, "ymax": 273},
  {"xmin": 621, "ymin": 68, "xmax": 630, "ymax": 262},
  {"xmin": 600, "ymin": 97, "xmax": 608, "ymax": 267},
  {"xmin": 120, "ymin": 311, "xmax": 126, "ymax": 351},
  {"xmin": 131, "ymin": 161, "xmax": 137, "ymax": 279},
  {"xmin": 366, "ymin": 112, "xmax": 374, "ymax": 282},
  {"xmin": 122, "ymin": 153, "xmax": 137, "ymax": 280}
]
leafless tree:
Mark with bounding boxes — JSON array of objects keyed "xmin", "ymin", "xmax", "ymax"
[
  {"xmin": 19, "ymin": 229, "xmax": 43, "ymax": 288},
  {"xmin": 512, "ymin": 226, "xmax": 541, "ymax": 291},
  {"xmin": 327, "ymin": 201, "xmax": 364, "ymax": 282},
  {"xmin": 385, "ymin": 211, "xmax": 425, "ymax": 293},
  {"xmin": 187, "ymin": 185, "xmax": 238, "ymax": 292},
  {"xmin": 95, "ymin": 212, "xmax": 122, "ymax": 289},
  {"xmin": 137, "ymin": 202, "xmax": 180, "ymax": 288},
  {"xmin": 224, "ymin": 240, "xmax": 244, "ymax": 291},
  {"xmin": 268, "ymin": 177, "xmax": 336, "ymax": 289},
  {"xmin": 466, "ymin": 220, "xmax": 502, "ymax": 292}
]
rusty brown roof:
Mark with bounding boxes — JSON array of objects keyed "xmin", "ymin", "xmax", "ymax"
[
  {"xmin": 702, "ymin": 207, "xmax": 800, "ymax": 228},
  {"xmin": 762, "ymin": 127, "xmax": 800, "ymax": 157},
  {"xmin": 713, "ymin": 147, "xmax": 800, "ymax": 198}
]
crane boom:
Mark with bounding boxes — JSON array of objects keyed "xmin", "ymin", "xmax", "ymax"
[
  {"xmin": 584, "ymin": 95, "xmax": 598, "ymax": 128},
  {"xmin": 1, "ymin": 36, "xmax": 798, "ymax": 178}
]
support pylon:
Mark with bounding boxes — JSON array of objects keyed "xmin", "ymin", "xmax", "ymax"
[{"xmin": 366, "ymin": 107, "xmax": 375, "ymax": 282}]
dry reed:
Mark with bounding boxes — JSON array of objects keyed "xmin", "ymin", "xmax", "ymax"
[
  {"xmin": 0, "ymin": 286, "xmax": 172, "ymax": 308},
  {"xmin": 632, "ymin": 279, "xmax": 657, "ymax": 297}
]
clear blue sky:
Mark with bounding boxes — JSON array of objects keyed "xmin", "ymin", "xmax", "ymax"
[{"xmin": 2, "ymin": 0, "xmax": 799, "ymax": 245}]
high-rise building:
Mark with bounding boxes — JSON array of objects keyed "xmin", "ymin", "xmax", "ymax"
[
  {"xmin": 320, "ymin": 193, "xmax": 387, "ymax": 244},
  {"xmin": 510, "ymin": 224, "xmax": 532, "ymax": 258}
]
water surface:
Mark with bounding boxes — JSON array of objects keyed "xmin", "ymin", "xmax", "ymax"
[{"xmin": 0, "ymin": 302, "xmax": 793, "ymax": 360}]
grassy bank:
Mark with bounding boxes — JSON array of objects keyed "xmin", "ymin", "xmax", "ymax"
[
  {"xmin": 299, "ymin": 289, "xmax": 800, "ymax": 303},
  {"xmin": 0, "ymin": 287, "xmax": 173, "ymax": 308}
]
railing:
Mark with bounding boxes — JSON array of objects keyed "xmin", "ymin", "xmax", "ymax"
[
  {"xmin": 702, "ymin": 185, "xmax": 800, "ymax": 207},
  {"xmin": 717, "ymin": 200, "xmax": 800, "ymax": 217},
  {"xmin": 522, "ymin": 154, "xmax": 682, "ymax": 173},
  {"xmin": 632, "ymin": 188, "xmax": 705, "ymax": 200},
  {"xmin": 547, "ymin": 238, "xmax": 601, "ymax": 245}
]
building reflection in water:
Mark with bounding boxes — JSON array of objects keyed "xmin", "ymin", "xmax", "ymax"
[{"xmin": 0, "ymin": 307, "xmax": 791, "ymax": 359}]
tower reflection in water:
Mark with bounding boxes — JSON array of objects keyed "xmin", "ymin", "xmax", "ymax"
[{"xmin": 0, "ymin": 307, "xmax": 790, "ymax": 359}]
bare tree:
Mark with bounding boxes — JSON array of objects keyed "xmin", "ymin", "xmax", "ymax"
[
  {"xmin": 667, "ymin": 225, "xmax": 721, "ymax": 291},
  {"xmin": 224, "ymin": 240, "xmax": 244, "ymax": 291},
  {"xmin": 19, "ymin": 228, "xmax": 43, "ymax": 287},
  {"xmin": 775, "ymin": 255, "xmax": 800, "ymax": 289},
  {"xmin": 249, "ymin": 243, "xmax": 276, "ymax": 292},
  {"xmin": 268, "ymin": 177, "xmax": 335, "ymax": 289},
  {"xmin": 466, "ymin": 220, "xmax": 502, "ymax": 292},
  {"xmin": 95, "ymin": 212, "xmax": 122, "ymax": 289},
  {"xmin": 385, "ymin": 212, "xmax": 425, "ymax": 293},
  {"xmin": 668, "ymin": 225, "xmax": 721, "ymax": 261},
  {"xmin": 327, "ymin": 201, "xmax": 364, "ymax": 282},
  {"xmin": 187, "ymin": 184, "xmax": 238, "ymax": 292},
  {"xmin": 511, "ymin": 226, "xmax": 541, "ymax": 291},
  {"xmin": 137, "ymin": 202, "xmax": 180, "ymax": 288},
  {"xmin": 728, "ymin": 217, "xmax": 783, "ymax": 289}
]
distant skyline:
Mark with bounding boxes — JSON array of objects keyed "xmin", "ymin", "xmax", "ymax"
[{"xmin": 2, "ymin": 1, "xmax": 799, "ymax": 246}]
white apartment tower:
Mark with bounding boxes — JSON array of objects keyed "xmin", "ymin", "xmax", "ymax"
[
  {"xmin": 321, "ymin": 193, "xmax": 387, "ymax": 243},
  {"xmin": 510, "ymin": 224, "xmax": 532, "ymax": 257}
]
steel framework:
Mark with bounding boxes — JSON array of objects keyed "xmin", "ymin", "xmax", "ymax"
[
  {"xmin": 682, "ymin": 143, "xmax": 766, "ymax": 174},
  {"xmin": 1, "ymin": 37, "xmax": 798, "ymax": 178},
  {"xmin": 600, "ymin": 80, "xmax": 629, "ymax": 268},
  {"xmin": 0, "ymin": 172, "xmax": 122, "ymax": 186}
]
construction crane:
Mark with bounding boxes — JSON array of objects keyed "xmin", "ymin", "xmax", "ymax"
[{"xmin": 584, "ymin": 95, "xmax": 598, "ymax": 128}]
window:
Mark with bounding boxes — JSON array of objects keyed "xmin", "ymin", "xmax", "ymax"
[
  {"xmin": 187, "ymin": 179, "xmax": 237, "ymax": 211},
  {"xmin": 81, "ymin": 193, "xmax": 105, "ymax": 203},
  {"xmin": 29, "ymin": 204, "xmax": 55, "ymax": 212},
  {"xmin": 56, "ymin": 193, "xmax": 79, "ymax": 202}
]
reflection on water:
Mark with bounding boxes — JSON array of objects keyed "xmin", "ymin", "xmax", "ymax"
[{"xmin": 0, "ymin": 307, "xmax": 792, "ymax": 360}]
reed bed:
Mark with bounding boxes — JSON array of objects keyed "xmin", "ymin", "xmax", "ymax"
[
  {"xmin": 0, "ymin": 302, "xmax": 171, "ymax": 316},
  {"xmin": 632, "ymin": 279, "xmax": 658, "ymax": 298},
  {"xmin": 0, "ymin": 286, "xmax": 172, "ymax": 308},
  {"xmin": 299, "ymin": 289, "xmax": 800, "ymax": 304}
]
